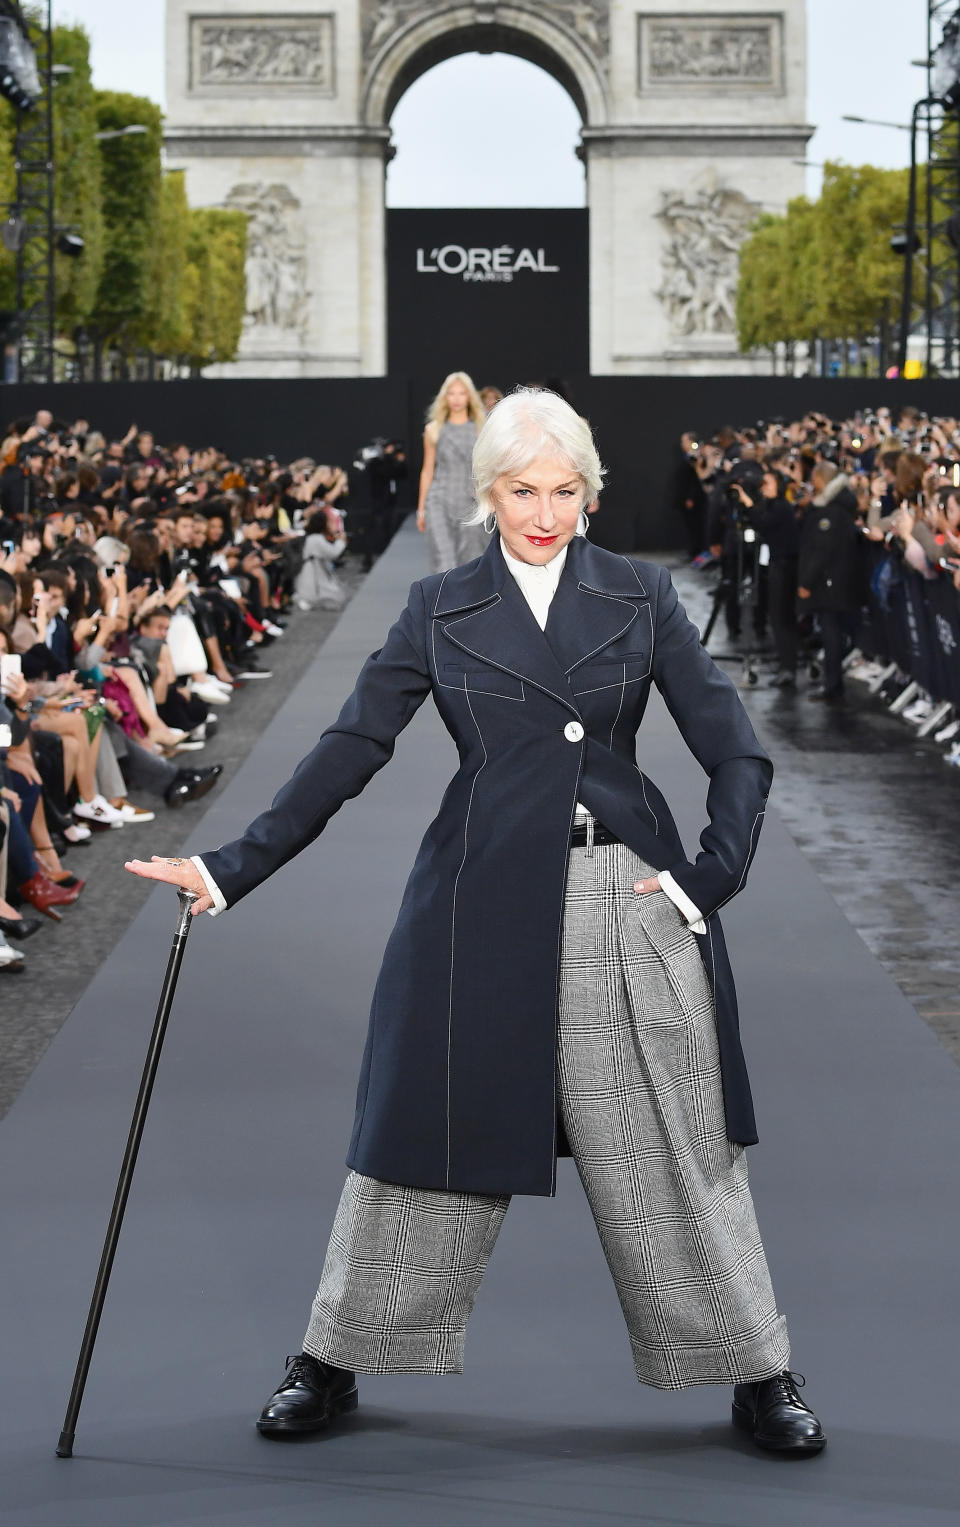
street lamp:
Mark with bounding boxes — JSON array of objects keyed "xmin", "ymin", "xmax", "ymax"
[
  {"xmin": 94, "ymin": 125, "xmax": 148, "ymax": 142},
  {"xmin": 840, "ymin": 114, "xmax": 912, "ymax": 131}
]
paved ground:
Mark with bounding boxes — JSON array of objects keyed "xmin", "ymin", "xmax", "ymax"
[
  {"xmin": 3, "ymin": 547, "xmax": 957, "ymax": 1119},
  {"xmin": 0, "ymin": 562, "xmax": 365, "ymax": 1119},
  {"xmin": 670, "ymin": 557, "xmax": 960, "ymax": 1071}
]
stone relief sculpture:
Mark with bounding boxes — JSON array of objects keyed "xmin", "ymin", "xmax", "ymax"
[
  {"xmin": 656, "ymin": 178, "xmax": 758, "ymax": 337},
  {"xmin": 360, "ymin": 0, "xmax": 609, "ymax": 63},
  {"xmin": 224, "ymin": 183, "xmax": 309, "ymax": 335},
  {"xmin": 640, "ymin": 17, "xmax": 778, "ymax": 90},
  {"xmin": 193, "ymin": 17, "xmax": 334, "ymax": 90}
]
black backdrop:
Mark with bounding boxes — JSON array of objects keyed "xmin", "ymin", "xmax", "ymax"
[
  {"xmin": 387, "ymin": 209, "xmax": 589, "ymax": 380},
  {"xmin": 5, "ymin": 375, "xmax": 960, "ymax": 552}
]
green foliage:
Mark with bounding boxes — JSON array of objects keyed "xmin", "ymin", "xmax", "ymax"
[
  {"xmin": 147, "ymin": 170, "xmax": 189, "ymax": 357},
  {"xmin": 0, "ymin": 15, "xmax": 247, "ymax": 371},
  {"xmin": 0, "ymin": 103, "xmax": 16, "ymax": 317},
  {"xmin": 178, "ymin": 207, "xmax": 247, "ymax": 366},
  {"xmin": 736, "ymin": 161, "xmax": 912, "ymax": 354},
  {"xmin": 51, "ymin": 24, "xmax": 104, "ymax": 330},
  {"xmin": 816, "ymin": 162, "xmax": 909, "ymax": 338},
  {"xmin": 92, "ymin": 90, "xmax": 163, "ymax": 345}
]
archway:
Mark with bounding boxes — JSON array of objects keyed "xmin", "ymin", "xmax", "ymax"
[
  {"xmin": 361, "ymin": 10, "xmax": 609, "ymax": 132},
  {"xmin": 366, "ymin": 12, "xmax": 604, "ymax": 377},
  {"xmin": 386, "ymin": 53, "xmax": 585, "ymax": 208},
  {"xmin": 165, "ymin": 0, "xmax": 810, "ymax": 378}
]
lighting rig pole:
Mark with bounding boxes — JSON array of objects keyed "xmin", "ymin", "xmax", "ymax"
[
  {"xmin": 12, "ymin": 0, "xmax": 54, "ymax": 384},
  {"xmin": 896, "ymin": 3, "xmax": 960, "ymax": 377}
]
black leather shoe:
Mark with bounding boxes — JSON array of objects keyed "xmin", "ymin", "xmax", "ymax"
[
  {"xmin": 732, "ymin": 1370, "xmax": 826, "ymax": 1455},
  {"xmin": 257, "ymin": 1353, "xmax": 358, "ymax": 1438},
  {"xmin": 164, "ymin": 764, "xmax": 224, "ymax": 808},
  {"xmin": 0, "ymin": 913, "xmax": 43, "ymax": 940}
]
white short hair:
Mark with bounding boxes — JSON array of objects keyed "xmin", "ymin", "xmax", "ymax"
[{"xmin": 467, "ymin": 388, "xmax": 604, "ymax": 524}]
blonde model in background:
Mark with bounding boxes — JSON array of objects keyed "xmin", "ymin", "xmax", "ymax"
[{"xmin": 416, "ymin": 372, "xmax": 486, "ymax": 573}]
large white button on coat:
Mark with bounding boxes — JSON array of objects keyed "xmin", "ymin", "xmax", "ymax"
[{"xmin": 564, "ymin": 721, "xmax": 585, "ymax": 742}]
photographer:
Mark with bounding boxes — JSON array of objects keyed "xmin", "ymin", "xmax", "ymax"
[
  {"xmin": 797, "ymin": 463, "xmax": 866, "ymax": 704},
  {"xmin": 706, "ymin": 453, "xmax": 767, "ymax": 644},
  {"xmin": 670, "ymin": 432, "xmax": 707, "ymax": 562},
  {"xmin": 733, "ymin": 467, "xmax": 801, "ymax": 688}
]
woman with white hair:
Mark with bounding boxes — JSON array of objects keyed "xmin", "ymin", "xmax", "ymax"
[
  {"xmin": 416, "ymin": 370, "xmax": 486, "ymax": 572},
  {"xmin": 127, "ymin": 389, "xmax": 824, "ymax": 1457}
]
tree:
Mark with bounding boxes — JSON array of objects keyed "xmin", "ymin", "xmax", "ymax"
[
  {"xmin": 147, "ymin": 170, "xmax": 189, "ymax": 359},
  {"xmin": 736, "ymin": 197, "xmax": 822, "ymax": 354},
  {"xmin": 178, "ymin": 206, "xmax": 247, "ymax": 368},
  {"xmin": 815, "ymin": 162, "xmax": 909, "ymax": 341},
  {"xmin": 0, "ymin": 16, "xmax": 104, "ymax": 330},
  {"xmin": 91, "ymin": 90, "xmax": 163, "ymax": 348},
  {"xmin": 50, "ymin": 23, "xmax": 104, "ymax": 332},
  {"xmin": 736, "ymin": 162, "xmax": 912, "ymax": 365}
]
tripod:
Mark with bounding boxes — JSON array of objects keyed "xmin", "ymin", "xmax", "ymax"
[{"xmin": 700, "ymin": 521, "xmax": 766, "ymax": 688}]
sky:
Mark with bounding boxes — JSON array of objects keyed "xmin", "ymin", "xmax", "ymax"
[{"xmin": 54, "ymin": 0, "xmax": 930, "ymax": 205}]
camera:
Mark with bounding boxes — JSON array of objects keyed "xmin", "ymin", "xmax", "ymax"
[{"xmin": 723, "ymin": 460, "xmax": 764, "ymax": 522}]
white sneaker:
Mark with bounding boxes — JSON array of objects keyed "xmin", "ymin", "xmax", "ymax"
[
  {"xmin": 64, "ymin": 822, "xmax": 92, "ymax": 844},
  {"xmin": 849, "ymin": 661, "xmax": 884, "ymax": 684},
  {"xmin": 191, "ymin": 680, "xmax": 231, "ymax": 705},
  {"xmin": 902, "ymin": 700, "xmax": 934, "ymax": 724},
  {"xmin": 263, "ymin": 621, "xmax": 284, "ymax": 637},
  {"xmin": 117, "ymin": 802, "xmax": 156, "ymax": 824},
  {"xmin": 236, "ymin": 669, "xmax": 272, "ymax": 680},
  {"xmin": 74, "ymin": 794, "xmax": 124, "ymax": 826},
  {"xmin": 0, "ymin": 936, "xmax": 24, "ymax": 971}
]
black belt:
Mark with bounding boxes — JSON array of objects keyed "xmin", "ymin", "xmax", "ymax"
[{"xmin": 569, "ymin": 818, "xmax": 620, "ymax": 848}]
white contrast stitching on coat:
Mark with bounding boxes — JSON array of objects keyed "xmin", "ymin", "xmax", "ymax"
[{"xmin": 446, "ymin": 682, "xmax": 487, "ymax": 1187}]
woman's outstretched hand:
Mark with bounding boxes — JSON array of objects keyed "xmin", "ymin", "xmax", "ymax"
[
  {"xmin": 634, "ymin": 875, "xmax": 662, "ymax": 896},
  {"xmin": 124, "ymin": 854, "xmax": 213, "ymax": 915}
]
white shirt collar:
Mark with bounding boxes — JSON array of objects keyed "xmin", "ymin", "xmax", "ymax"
[{"xmin": 499, "ymin": 536, "xmax": 568, "ymax": 591}]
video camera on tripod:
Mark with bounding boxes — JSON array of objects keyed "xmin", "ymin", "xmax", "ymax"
[{"xmin": 702, "ymin": 459, "xmax": 767, "ymax": 685}]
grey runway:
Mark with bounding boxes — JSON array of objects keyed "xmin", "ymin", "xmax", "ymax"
[{"xmin": 2, "ymin": 523, "xmax": 958, "ymax": 1527}]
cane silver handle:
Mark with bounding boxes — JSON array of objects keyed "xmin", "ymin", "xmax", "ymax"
[{"xmin": 174, "ymin": 887, "xmax": 199, "ymax": 938}]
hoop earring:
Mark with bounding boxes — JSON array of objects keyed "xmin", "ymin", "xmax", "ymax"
[
  {"xmin": 576, "ymin": 509, "xmax": 590, "ymax": 536},
  {"xmin": 483, "ymin": 511, "xmax": 497, "ymax": 534}
]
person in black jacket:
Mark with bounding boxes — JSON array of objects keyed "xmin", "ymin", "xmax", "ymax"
[
  {"xmin": 798, "ymin": 464, "xmax": 866, "ymax": 703},
  {"xmin": 734, "ymin": 468, "xmax": 801, "ymax": 687},
  {"xmin": 670, "ymin": 432, "xmax": 707, "ymax": 560}
]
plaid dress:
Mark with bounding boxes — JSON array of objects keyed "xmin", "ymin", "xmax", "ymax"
[{"xmin": 303, "ymin": 843, "xmax": 790, "ymax": 1388}]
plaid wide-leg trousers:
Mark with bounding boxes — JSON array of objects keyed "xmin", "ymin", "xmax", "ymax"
[{"xmin": 303, "ymin": 843, "xmax": 791, "ymax": 1389}]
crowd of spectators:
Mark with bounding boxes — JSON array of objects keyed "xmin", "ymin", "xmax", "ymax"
[
  {"xmin": 0, "ymin": 409, "xmax": 359, "ymax": 976},
  {"xmin": 671, "ymin": 405, "xmax": 960, "ymax": 749}
]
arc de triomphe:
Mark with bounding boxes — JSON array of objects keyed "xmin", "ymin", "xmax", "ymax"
[{"xmin": 164, "ymin": 1, "xmax": 811, "ymax": 377}]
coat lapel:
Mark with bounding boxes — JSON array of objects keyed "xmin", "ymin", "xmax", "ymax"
[
  {"xmin": 543, "ymin": 537, "xmax": 647, "ymax": 676},
  {"xmin": 436, "ymin": 542, "xmax": 579, "ymax": 716},
  {"xmin": 432, "ymin": 537, "xmax": 650, "ymax": 715}
]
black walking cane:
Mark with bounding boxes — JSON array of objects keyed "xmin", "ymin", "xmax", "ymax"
[{"xmin": 56, "ymin": 886, "xmax": 199, "ymax": 1458}]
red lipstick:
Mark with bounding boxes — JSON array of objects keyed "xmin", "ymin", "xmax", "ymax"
[{"xmin": 525, "ymin": 535, "xmax": 558, "ymax": 547}]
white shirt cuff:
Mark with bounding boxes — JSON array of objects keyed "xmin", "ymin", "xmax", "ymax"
[
  {"xmin": 659, "ymin": 871, "xmax": 707, "ymax": 935},
  {"xmin": 191, "ymin": 855, "xmax": 227, "ymax": 917}
]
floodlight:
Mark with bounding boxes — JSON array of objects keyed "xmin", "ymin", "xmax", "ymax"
[
  {"xmin": 56, "ymin": 231, "xmax": 84, "ymax": 258},
  {"xmin": 0, "ymin": 16, "xmax": 39, "ymax": 111},
  {"xmin": 890, "ymin": 231, "xmax": 923, "ymax": 256},
  {"xmin": 932, "ymin": 10, "xmax": 960, "ymax": 109}
]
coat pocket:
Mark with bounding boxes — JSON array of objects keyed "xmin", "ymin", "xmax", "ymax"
[
  {"xmin": 442, "ymin": 662, "xmax": 525, "ymax": 700},
  {"xmin": 570, "ymin": 649, "xmax": 652, "ymax": 695}
]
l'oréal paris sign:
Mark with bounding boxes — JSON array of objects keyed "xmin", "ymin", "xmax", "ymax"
[{"xmin": 416, "ymin": 244, "xmax": 560, "ymax": 282}]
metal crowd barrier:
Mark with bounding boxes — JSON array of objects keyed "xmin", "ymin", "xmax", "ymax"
[{"xmin": 859, "ymin": 544, "xmax": 960, "ymax": 712}]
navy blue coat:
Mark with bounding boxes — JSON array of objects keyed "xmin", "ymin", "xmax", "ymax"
[{"xmin": 201, "ymin": 536, "xmax": 772, "ymax": 1197}]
